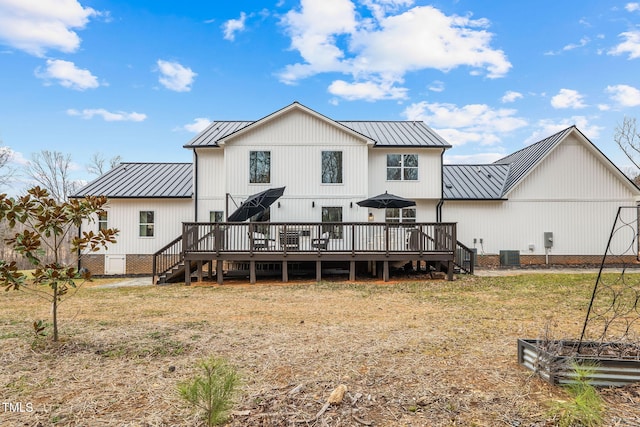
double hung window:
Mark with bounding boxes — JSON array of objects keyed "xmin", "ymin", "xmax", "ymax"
[
  {"xmin": 387, "ymin": 154, "xmax": 418, "ymax": 181},
  {"xmin": 139, "ymin": 211, "xmax": 154, "ymax": 237}
]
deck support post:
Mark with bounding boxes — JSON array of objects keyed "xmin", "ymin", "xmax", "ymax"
[
  {"xmin": 447, "ymin": 260, "xmax": 454, "ymax": 281},
  {"xmin": 383, "ymin": 261, "xmax": 389, "ymax": 282},
  {"xmin": 208, "ymin": 261, "xmax": 213, "ymax": 280},
  {"xmin": 282, "ymin": 260, "xmax": 288, "ymax": 282},
  {"xmin": 372, "ymin": 261, "xmax": 377, "ymax": 277},
  {"xmin": 185, "ymin": 261, "xmax": 191, "ymax": 286},
  {"xmin": 316, "ymin": 260, "xmax": 321, "ymax": 282},
  {"xmin": 249, "ymin": 260, "xmax": 256, "ymax": 284},
  {"xmin": 216, "ymin": 260, "xmax": 223, "ymax": 285},
  {"xmin": 349, "ymin": 260, "xmax": 356, "ymax": 281},
  {"xmin": 197, "ymin": 261, "xmax": 203, "ymax": 283}
]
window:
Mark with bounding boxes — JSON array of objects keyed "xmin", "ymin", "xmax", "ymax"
[
  {"xmin": 98, "ymin": 211, "xmax": 108, "ymax": 231},
  {"xmin": 250, "ymin": 151, "xmax": 270, "ymax": 183},
  {"xmin": 322, "ymin": 151, "xmax": 343, "ymax": 184},
  {"xmin": 209, "ymin": 211, "xmax": 224, "ymax": 222},
  {"xmin": 322, "ymin": 207, "xmax": 343, "ymax": 239},
  {"xmin": 139, "ymin": 211, "xmax": 154, "ymax": 237},
  {"xmin": 387, "ymin": 154, "xmax": 418, "ymax": 181},
  {"xmin": 385, "ymin": 207, "xmax": 416, "ymax": 223}
]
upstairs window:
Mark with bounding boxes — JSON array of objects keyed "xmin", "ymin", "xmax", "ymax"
[
  {"xmin": 322, "ymin": 151, "xmax": 343, "ymax": 184},
  {"xmin": 139, "ymin": 211, "xmax": 154, "ymax": 237},
  {"xmin": 387, "ymin": 154, "xmax": 418, "ymax": 181},
  {"xmin": 250, "ymin": 151, "xmax": 270, "ymax": 183}
]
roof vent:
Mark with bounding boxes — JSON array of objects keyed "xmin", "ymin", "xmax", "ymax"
[{"xmin": 445, "ymin": 183, "xmax": 453, "ymax": 189}]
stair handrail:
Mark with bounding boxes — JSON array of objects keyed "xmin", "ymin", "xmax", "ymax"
[
  {"xmin": 152, "ymin": 235, "xmax": 183, "ymax": 284},
  {"xmin": 455, "ymin": 240, "xmax": 475, "ymax": 274}
]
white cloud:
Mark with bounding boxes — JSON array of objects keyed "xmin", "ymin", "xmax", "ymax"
[
  {"xmin": 328, "ymin": 79, "xmax": 407, "ymax": 101},
  {"xmin": 501, "ymin": 90, "xmax": 523, "ymax": 103},
  {"xmin": 428, "ymin": 80, "xmax": 445, "ymax": 92},
  {"xmin": 222, "ymin": 12, "xmax": 247, "ymax": 41},
  {"xmin": 67, "ymin": 108, "xmax": 147, "ymax": 122},
  {"xmin": 179, "ymin": 117, "xmax": 212, "ymax": 133},
  {"xmin": 524, "ymin": 116, "xmax": 603, "ymax": 146},
  {"xmin": 403, "ymin": 101, "xmax": 527, "ymax": 147},
  {"xmin": 0, "ymin": 0, "xmax": 100, "ymax": 57},
  {"xmin": 609, "ymin": 31, "xmax": 640, "ymax": 59},
  {"xmin": 606, "ymin": 84, "xmax": 640, "ymax": 107},
  {"xmin": 626, "ymin": 2, "xmax": 640, "ymax": 12},
  {"xmin": 278, "ymin": 2, "xmax": 510, "ymax": 101},
  {"xmin": 563, "ymin": 36, "xmax": 590, "ymax": 52},
  {"xmin": 550, "ymin": 89, "xmax": 587, "ymax": 109},
  {"xmin": 156, "ymin": 60, "xmax": 197, "ymax": 92},
  {"xmin": 35, "ymin": 59, "xmax": 99, "ymax": 90},
  {"xmin": 443, "ymin": 152, "xmax": 506, "ymax": 165}
]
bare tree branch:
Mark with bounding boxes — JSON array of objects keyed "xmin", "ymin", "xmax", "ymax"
[
  {"xmin": 614, "ymin": 116, "xmax": 640, "ymax": 172},
  {"xmin": 25, "ymin": 150, "xmax": 81, "ymax": 202},
  {"xmin": 0, "ymin": 146, "xmax": 16, "ymax": 188},
  {"xmin": 87, "ymin": 152, "xmax": 122, "ymax": 176}
]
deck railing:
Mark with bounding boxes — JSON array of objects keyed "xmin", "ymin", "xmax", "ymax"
[{"xmin": 181, "ymin": 222, "xmax": 457, "ymax": 255}]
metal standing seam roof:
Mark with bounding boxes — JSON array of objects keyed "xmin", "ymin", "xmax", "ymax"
[
  {"xmin": 72, "ymin": 162, "xmax": 192, "ymax": 198},
  {"xmin": 183, "ymin": 120, "xmax": 451, "ymax": 148},
  {"xmin": 493, "ymin": 126, "xmax": 575, "ymax": 195},
  {"xmin": 443, "ymin": 164, "xmax": 511, "ymax": 200}
]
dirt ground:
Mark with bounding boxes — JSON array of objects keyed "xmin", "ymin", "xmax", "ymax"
[{"xmin": 1, "ymin": 272, "xmax": 639, "ymax": 426}]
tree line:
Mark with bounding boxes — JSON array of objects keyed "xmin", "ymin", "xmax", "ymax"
[{"xmin": 0, "ymin": 148, "xmax": 121, "ymax": 202}]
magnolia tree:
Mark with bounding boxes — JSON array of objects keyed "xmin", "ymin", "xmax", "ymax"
[{"xmin": 0, "ymin": 187, "xmax": 118, "ymax": 341}]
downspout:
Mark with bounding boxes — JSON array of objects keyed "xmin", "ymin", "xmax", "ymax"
[
  {"xmin": 437, "ymin": 149, "xmax": 445, "ymax": 222},
  {"xmin": 194, "ymin": 149, "xmax": 198, "ymax": 222}
]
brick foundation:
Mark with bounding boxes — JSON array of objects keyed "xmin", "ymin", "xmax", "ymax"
[
  {"xmin": 477, "ymin": 254, "xmax": 640, "ymax": 268},
  {"xmin": 81, "ymin": 254, "xmax": 105, "ymax": 275},
  {"xmin": 126, "ymin": 255, "xmax": 153, "ymax": 275},
  {"xmin": 79, "ymin": 254, "xmax": 154, "ymax": 276}
]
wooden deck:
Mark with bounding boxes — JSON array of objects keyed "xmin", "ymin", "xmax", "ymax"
[{"xmin": 153, "ymin": 222, "xmax": 471, "ymax": 284}]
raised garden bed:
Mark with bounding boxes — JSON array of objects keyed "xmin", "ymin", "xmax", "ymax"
[{"xmin": 518, "ymin": 338, "xmax": 640, "ymax": 387}]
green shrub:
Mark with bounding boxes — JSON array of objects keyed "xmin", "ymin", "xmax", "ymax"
[{"xmin": 178, "ymin": 357, "xmax": 240, "ymax": 426}]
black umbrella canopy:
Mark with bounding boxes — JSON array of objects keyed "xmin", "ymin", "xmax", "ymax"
[
  {"xmin": 227, "ymin": 186, "xmax": 286, "ymax": 222},
  {"xmin": 356, "ymin": 191, "xmax": 416, "ymax": 209}
]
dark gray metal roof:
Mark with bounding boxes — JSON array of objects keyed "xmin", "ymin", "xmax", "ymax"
[
  {"xmin": 443, "ymin": 164, "xmax": 510, "ymax": 200},
  {"xmin": 493, "ymin": 126, "xmax": 574, "ymax": 195},
  {"xmin": 183, "ymin": 103, "xmax": 450, "ymax": 149},
  {"xmin": 72, "ymin": 162, "xmax": 192, "ymax": 198},
  {"xmin": 339, "ymin": 121, "xmax": 450, "ymax": 147}
]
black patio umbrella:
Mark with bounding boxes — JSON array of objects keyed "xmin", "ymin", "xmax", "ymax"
[
  {"xmin": 227, "ymin": 186, "xmax": 286, "ymax": 222},
  {"xmin": 356, "ymin": 191, "xmax": 416, "ymax": 209}
]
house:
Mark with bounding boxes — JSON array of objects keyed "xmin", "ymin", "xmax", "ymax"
[
  {"xmin": 442, "ymin": 126, "xmax": 640, "ymax": 266},
  {"xmin": 73, "ymin": 102, "xmax": 640, "ymax": 282}
]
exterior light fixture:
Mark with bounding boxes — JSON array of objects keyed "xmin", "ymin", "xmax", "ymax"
[{"xmin": 368, "ymin": 212, "xmax": 374, "ymax": 222}]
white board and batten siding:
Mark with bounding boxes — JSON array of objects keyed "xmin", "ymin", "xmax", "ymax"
[
  {"xmin": 84, "ymin": 198, "xmax": 194, "ymax": 256},
  {"xmin": 443, "ymin": 135, "xmax": 639, "ymax": 255},
  {"xmin": 195, "ymin": 149, "xmax": 225, "ymax": 221},
  {"xmin": 368, "ymin": 148, "xmax": 443, "ymax": 200},
  {"xmin": 213, "ymin": 109, "xmax": 371, "ymax": 222}
]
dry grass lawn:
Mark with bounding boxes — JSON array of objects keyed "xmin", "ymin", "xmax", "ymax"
[{"xmin": 1, "ymin": 273, "xmax": 639, "ymax": 426}]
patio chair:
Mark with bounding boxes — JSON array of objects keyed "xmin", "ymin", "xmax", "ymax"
[
  {"xmin": 311, "ymin": 231, "xmax": 330, "ymax": 250},
  {"xmin": 249, "ymin": 232, "xmax": 275, "ymax": 250},
  {"xmin": 279, "ymin": 230, "xmax": 300, "ymax": 250}
]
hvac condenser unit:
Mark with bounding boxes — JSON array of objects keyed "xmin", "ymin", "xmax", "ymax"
[{"xmin": 500, "ymin": 250, "xmax": 521, "ymax": 267}]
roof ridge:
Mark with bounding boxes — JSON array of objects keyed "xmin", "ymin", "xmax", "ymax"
[{"xmin": 494, "ymin": 125, "xmax": 575, "ymax": 164}]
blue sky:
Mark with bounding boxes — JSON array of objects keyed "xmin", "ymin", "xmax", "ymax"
[{"xmin": 1, "ymin": 0, "xmax": 640, "ymax": 192}]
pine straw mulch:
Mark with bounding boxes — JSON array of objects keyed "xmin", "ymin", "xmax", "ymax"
[{"xmin": 1, "ymin": 273, "xmax": 640, "ymax": 426}]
